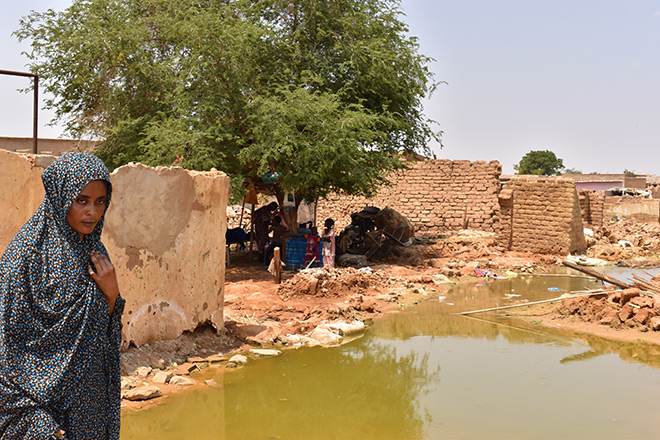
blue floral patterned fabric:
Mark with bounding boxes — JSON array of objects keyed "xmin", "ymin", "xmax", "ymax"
[{"xmin": 0, "ymin": 153, "xmax": 124, "ymax": 440}]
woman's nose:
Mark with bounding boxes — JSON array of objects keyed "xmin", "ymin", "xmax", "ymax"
[{"xmin": 88, "ymin": 204, "xmax": 103, "ymax": 218}]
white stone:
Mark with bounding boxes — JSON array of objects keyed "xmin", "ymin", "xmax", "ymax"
[
  {"xmin": 320, "ymin": 320, "xmax": 365, "ymax": 336},
  {"xmin": 169, "ymin": 375, "xmax": 194, "ymax": 386},
  {"xmin": 134, "ymin": 366, "xmax": 152, "ymax": 378},
  {"xmin": 122, "ymin": 385, "xmax": 162, "ymax": 401},
  {"xmin": 228, "ymin": 354, "xmax": 248, "ymax": 365},
  {"xmin": 309, "ymin": 327, "xmax": 342, "ymax": 346},
  {"xmin": 152, "ymin": 371, "xmax": 173, "ymax": 384},
  {"xmin": 250, "ymin": 349, "xmax": 282, "ymax": 357}
]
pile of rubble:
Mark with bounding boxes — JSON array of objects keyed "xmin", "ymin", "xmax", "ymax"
[
  {"xmin": 585, "ymin": 219, "xmax": 660, "ymax": 265},
  {"xmin": 278, "ymin": 266, "xmax": 450, "ymax": 300},
  {"xmin": 557, "ymin": 288, "xmax": 660, "ymax": 332},
  {"xmin": 226, "ymin": 205, "xmax": 252, "ymax": 229}
]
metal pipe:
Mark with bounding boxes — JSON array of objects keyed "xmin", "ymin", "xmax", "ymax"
[
  {"xmin": 0, "ymin": 69, "xmax": 40, "ymax": 154},
  {"xmin": 0, "ymin": 69, "xmax": 37, "ymax": 78},
  {"xmin": 33, "ymin": 76, "xmax": 38, "ymax": 154}
]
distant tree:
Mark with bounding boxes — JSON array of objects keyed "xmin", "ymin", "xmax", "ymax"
[
  {"xmin": 514, "ymin": 150, "xmax": 564, "ymax": 175},
  {"xmin": 16, "ymin": 0, "xmax": 440, "ymax": 208},
  {"xmin": 562, "ymin": 167, "xmax": 582, "ymax": 174},
  {"xmin": 623, "ymin": 169, "xmax": 636, "ymax": 176}
]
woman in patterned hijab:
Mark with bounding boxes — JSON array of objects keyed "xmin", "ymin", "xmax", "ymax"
[{"xmin": 0, "ymin": 152, "xmax": 124, "ymax": 440}]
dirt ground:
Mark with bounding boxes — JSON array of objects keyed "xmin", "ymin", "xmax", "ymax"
[{"xmin": 120, "ymin": 221, "xmax": 660, "ymax": 410}]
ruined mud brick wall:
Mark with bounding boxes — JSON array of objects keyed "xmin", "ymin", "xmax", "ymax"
[
  {"xmin": 603, "ymin": 196, "xmax": 660, "ymax": 223},
  {"xmin": 316, "ymin": 159, "xmax": 502, "ymax": 234},
  {"xmin": 497, "ymin": 178, "xmax": 586, "ymax": 254},
  {"xmin": 578, "ymin": 189, "xmax": 605, "ymax": 228},
  {"xmin": 0, "ymin": 151, "xmax": 229, "ymax": 348},
  {"xmin": 0, "ymin": 150, "xmax": 57, "ymax": 248},
  {"xmin": 0, "ymin": 136, "xmax": 96, "ymax": 156}
]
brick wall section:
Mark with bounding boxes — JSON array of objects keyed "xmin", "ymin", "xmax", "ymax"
[
  {"xmin": 497, "ymin": 178, "xmax": 586, "ymax": 254},
  {"xmin": 0, "ymin": 137, "xmax": 95, "ymax": 156},
  {"xmin": 316, "ymin": 159, "xmax": 502, "ymax": 235},
  {"xmin": 603, "ymin": 196, "xmax": 660, "ymax": 223},
  {"xmin": 579, "ymin": 189, "xmax": 605, "ymax": 228}
]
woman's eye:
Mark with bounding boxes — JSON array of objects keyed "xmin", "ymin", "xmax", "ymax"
[{"xmin": 76, "ymin": 198, "xmax": 87, "ymax": 205}]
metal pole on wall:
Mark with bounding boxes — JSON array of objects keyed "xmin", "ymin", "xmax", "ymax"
[
  {"xmin": 33, "ymin": 75, "xmax": 38, "ymax": 154},
  {"xmin": 0, "ymin": 69, "xmax": 39, "ymax": 154}
]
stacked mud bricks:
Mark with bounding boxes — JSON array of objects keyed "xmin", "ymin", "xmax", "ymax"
[
  {"xmin": 498, "ymin": 177, "xmax": 586, "ymax": 254},
  {"xmin": 579, "ymin": 189, "xmax": 605, "ymax": 228},
  {"xmin": 317, "ymin": 159, "xmax": 502, "ymax": 235}
]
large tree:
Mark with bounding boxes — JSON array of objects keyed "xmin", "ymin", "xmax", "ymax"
[
  {"xmin": 16, "ymin": 0, "xmax": 439, "ymax": 206},
  {"xmin": 514, "ymin": 150, "xmax": 564, "ymax": 175}
]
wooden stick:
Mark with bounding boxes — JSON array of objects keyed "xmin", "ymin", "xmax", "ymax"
[
  {"xmin": 274, "ymin": 247, "xmax": 282, "ymax": 284},
  {"xmin": 642, "ymin": 269, "xmax": 656, "ymax": 279},
  {"xmin": 562, "ymin": 261, "xmax": 631, "ymax": 289},
  {"xmin": 516, "ymin": 273, "xmax": 594, "ymax": 280},
  {"xmin": 458, "ymin": 290, "xmax": 608, "ymax": 316},
  {"xmin": 633, "ymin": 274, "xmax": 660, "ymax": 290},
  {"xmin": 630, "ymin": 275, "xmax": 660, "ymax": 294},
  {"xmin": 304, "ymin": 256, "xmax": 317, "ymax": 270}
]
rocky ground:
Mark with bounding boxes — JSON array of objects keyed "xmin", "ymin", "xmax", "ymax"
[{"xmin": 120, "ymin": 221, "xmax": 660, "ymax": 410}]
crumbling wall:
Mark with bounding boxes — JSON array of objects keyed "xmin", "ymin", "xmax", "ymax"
[
  {"xmin": 603, "ymin": 196, "xmax": 660, "ymax": 223},
  {"xmin": 316, "ymin": 159, "xmax": 502, "ymax": 235},
  {"xmin": 497, "ymin": 178, "xmax": 586, "ymax": 254},
  {"xmin": 579, "ymin": 189, "xmax": 605, "ymax": 228},
  {"xmin": 0, "ymin": 151, "xmax": 229, "ymax": 349},
  {"xmin": 0, "ymin": 150, "xmax": 56, "ymax": 249},
  {"xmin": 0, "ymin": 136, "xmax": 95, "ymax": 156}
]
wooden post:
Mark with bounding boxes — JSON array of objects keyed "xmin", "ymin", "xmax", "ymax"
[
  {"xmin": 562, "ymin": 261, "xmax": 631, "ymax": 289},
  {"xmin": 274, "ymin": 247, "xmax": 282, "ymax": 284}
]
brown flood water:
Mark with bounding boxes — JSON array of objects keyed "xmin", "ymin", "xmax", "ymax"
[{"xmin": 121, "ymin": 268, "xmax": 660, "ymax": 439}]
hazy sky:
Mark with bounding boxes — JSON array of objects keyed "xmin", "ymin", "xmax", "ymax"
[{"xmin": 2, "ymin": 0, "xmax": 659, "ymax": 174}]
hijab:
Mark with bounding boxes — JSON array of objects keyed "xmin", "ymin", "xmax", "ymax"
[{"xmin": 0, "ymin": 152, "xmax": 123, "ymax": 439}]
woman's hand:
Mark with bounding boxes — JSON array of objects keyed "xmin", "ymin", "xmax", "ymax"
[{"xmin": 89, "ymin": 251, "xmax": 120, "ymax": 315}]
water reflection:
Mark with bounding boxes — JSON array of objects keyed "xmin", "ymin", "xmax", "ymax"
[
  {"xmin": 221, "ymin": 341, "xmax": 439, "ymax": 440},
  {"xmin": 121, "ymin": 339, "xmax": 440, "ymax": 440},
  {"xmin": 121, "ymin": 375, "xmax": 225, "ymax": 439}
]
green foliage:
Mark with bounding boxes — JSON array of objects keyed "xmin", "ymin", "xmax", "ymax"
[
  {"xmin": 514, "ymin": 150, "xmax": 564, "ymax": 175},
  {"xmin": 562, "ymin": 167, "xmax": 582, "ymax": 174},
  {"xmin": 623, "ymin": 169, "xmax": 636, "ymax": 176},
  {"xmin": 15, "ymin": 0, "xmax": 439, "ymax": 202}
]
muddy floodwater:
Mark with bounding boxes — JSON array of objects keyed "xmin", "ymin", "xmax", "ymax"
[{"xmin": 121, "ymin": 269, "xmax": 660, "ymax": 439}]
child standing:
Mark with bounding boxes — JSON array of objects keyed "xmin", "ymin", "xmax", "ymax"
[
  {"xmin": 304, "ymin": 226, "xmax": 321, "ymax": 266},
  {"xmin": 322, "ymin": 218, "xmax": 336, "ymax": 268}
]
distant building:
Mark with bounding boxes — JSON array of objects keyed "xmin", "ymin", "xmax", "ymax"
[{"xmin": 0, "ymin": 136, "xmax": 96, "ymax": 156}]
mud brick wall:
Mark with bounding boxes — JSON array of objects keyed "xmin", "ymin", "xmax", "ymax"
[
  {"xmin": 316, "ymin": 159, "xmax": 502, "ymax": 235},
  {"xmin": 579, "ymin": 189, "xmax": 605, "ymax": 228},
  {"xmin": 603, "ymin": 196, "xmax": 660, "ymax": 223},
  {"xmin": 0, "ymin": 150, "xmax": 229, "ymax": 348},
  {"xmin": 497, "ymin": 178, "xmax": 586, "ymax": 254}
]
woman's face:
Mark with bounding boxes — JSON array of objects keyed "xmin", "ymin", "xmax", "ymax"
[{"xmin": 65, "ymin": 179, "xmax": 108, "ymax": 238}]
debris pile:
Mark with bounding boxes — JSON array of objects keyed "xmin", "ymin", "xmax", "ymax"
[
  {"xmin": 278, "ymin": 266, "xmax": 452, "ymax": 301},
  {"xmin": 226, "ymin": 205, "xmax": 252, "ymax": 229},
  {"xmin": 336, "ymin": 206, "xmax": 415, "ymax": 263},
  {"xmin": 586, "ymin": 219, "xmax": 660, "ymax": 266},
  {"xmin": 278, "ymin": 267, "xmax": 396, "ymax": 300},
  {"xmin": 556, "ymin": 288, "xmax": 660, "ymax": 332}
]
